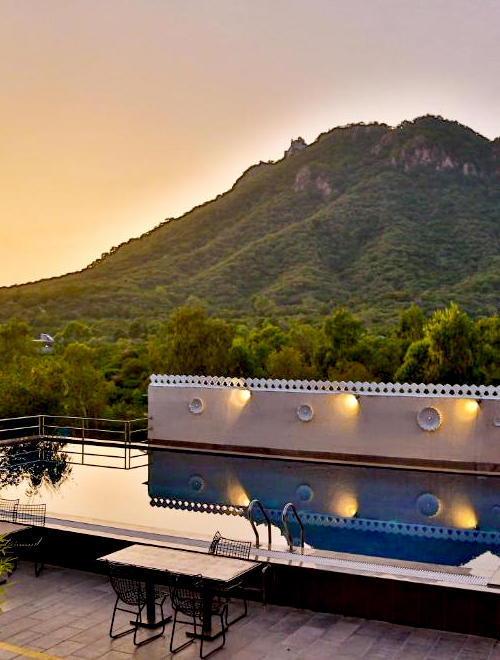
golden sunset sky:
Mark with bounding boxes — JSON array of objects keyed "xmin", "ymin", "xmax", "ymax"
[{"xmin": 1, "ymin": 0, "xmax": 499, "ymax": 286}]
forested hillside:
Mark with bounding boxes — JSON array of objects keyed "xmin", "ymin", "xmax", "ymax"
[
  {"xmin": 1, "ymin": 115, "xmax": 500, "ymax": 333},
  {"xmin": 2, "ymin": 303, "xmax": 500, "ymax": 421}
]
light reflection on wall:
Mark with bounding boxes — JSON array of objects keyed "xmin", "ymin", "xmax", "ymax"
[
  {"xmin": 455, "ymin": 399, "xmax": 480, "ymax": 423},
  {"xmin": 330, "ymin": 392, "xmax": 360, "ymax": 423},
  {"xmin": 230, "ymin": 388, "xmax": 251, "ymax": 407}
]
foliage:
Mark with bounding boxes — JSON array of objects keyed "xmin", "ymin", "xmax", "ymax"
[
  {"xmin": 0, "ymin": 117, "xmax": 499, "ymax": 329},
  {"xmin": 0, "ymin": 533, "xmax": 15, "ymax": 608},
  {"xmin": 2, "ymin": 301, "xmax": 500, "ymax": 427}
]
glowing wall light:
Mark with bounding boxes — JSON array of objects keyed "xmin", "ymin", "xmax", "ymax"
[
  {"xmin": 342, "ymin": 393, "xmax": 360, "ymax": 413},
  {"xmin": 229, "ymin": 388, "xmax": 252, "ymax": 408},
  {"xmin": 456, "ymin": 398, "xmax": 480, "ymax": 422}
]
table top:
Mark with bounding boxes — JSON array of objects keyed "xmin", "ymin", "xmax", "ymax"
[
  {"xmin": 0, "ymin": 522, "xmax": 27, "ymax": 535},
  {"xmin": 101, "ymin": 544, "xmax": 257, "ymax": 583}
]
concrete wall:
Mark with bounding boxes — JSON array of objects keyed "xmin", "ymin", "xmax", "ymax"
[{"xmin": 148, "ymin": 385, "xmax": 500, "ymax": 467}]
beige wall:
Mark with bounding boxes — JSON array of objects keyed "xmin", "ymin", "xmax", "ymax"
[{"xmin": 148, "ymin": 385, "xmax": 500, "ymax": 465}]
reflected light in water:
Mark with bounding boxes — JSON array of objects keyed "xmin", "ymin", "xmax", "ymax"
[
  {"xmin": 451, "ymin": 496, "xmax": 478, "ymax": 529},
  {"xmin": 331, "ymin": 490, "xmax": 358, "ymax": 518},
  {"xmin": 0, "ymin": 446, "xmax": 255, "ymax": 542},
  {"xmin": 227, "ymin": 476, "xmax": 250, "ymax": 507}
]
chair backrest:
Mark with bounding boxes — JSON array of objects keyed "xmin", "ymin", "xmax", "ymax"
[
  {"xmin": 208, "ymin": 531, "xmax": 251, "ymax": 559},
  {"xmin": 170, "ymin": 575, "xmax": 204, "ymax": 618},
  {"xmin": 0, "ymin": 498, "xmax": 19, "ymax": 522},
  {"xmin": 107, "ymin": 561, "xmax": 147, "ymax": 606},
  {"xmin": 15, "ymin": 503, "xmax": 46, "ymax": 527}
]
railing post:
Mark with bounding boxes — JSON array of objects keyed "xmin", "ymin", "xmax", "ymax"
[
  {"xmin": 81, "ymin": 418, "xmax": 85, "ymax": 465},
  {"xmin": 125, "ymin": 421, "xmax": 130, "ymax": 469}
]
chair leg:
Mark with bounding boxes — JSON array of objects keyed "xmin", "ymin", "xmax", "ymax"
[
  {"xmin": 226, "ymin": 587, "xmax": 248, "ymax": 626},
  {"xmin": 34, "ymin": 549, "xmax": 44, "ymax": 577},
  {"xmin": 200, "ymin": 605, "xmax": 228, "ymax": 659},
  {"xmin": 170, "ymin": 609, "xmax": 195, "ymax": 654},
  {"xmin": 133, "ymin": 601, "xmax": 167, "ymax": 647},
  {"xmin": 109, "ymin": 598, "xmax": 137, "ymax": 640}
]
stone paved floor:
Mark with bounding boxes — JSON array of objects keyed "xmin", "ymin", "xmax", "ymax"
[{"xmin": 1, "ymin": 562, "xmax": 500, "ymax": 660}]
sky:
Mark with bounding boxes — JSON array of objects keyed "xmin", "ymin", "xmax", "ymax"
[{"xmin": 1, "ymin": 0, "xmax": 499, "ymax": 286}]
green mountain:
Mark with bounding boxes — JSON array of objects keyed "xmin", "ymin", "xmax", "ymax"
[{"xmin": 2, "ymin": 115, "xmax": 500, "ymax": 330}]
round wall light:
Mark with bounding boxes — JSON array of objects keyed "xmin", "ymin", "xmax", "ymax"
[
  {"xmin": 417, "ymin": 406, "xmax": 442, "ymax": 431},
  {"xmin": 297, "ymin": 404, "xmax": 314, "ymax": 422},
  {"xmin": 188, "ymin": 397, "xmax": 204, "ymax": 414}
]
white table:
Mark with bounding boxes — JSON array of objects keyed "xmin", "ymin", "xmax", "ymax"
[{"xmin": 101, "ymin": 544, "xmax": 258, "ymax": 636}]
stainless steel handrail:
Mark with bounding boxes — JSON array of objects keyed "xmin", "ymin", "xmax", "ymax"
[
  {"xmin": 281, "ymin": 502, "xmax": 305, "ymax": 554},
  {"xmin": 246, "ymin": 499, "xmax": 272, "ymax": 549}
]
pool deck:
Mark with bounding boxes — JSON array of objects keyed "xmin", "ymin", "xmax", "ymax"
[{"xmin": 1, "ymin": 561, "xmax": 500, "ymax": 660}]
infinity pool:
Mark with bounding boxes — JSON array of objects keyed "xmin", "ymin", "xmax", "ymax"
[{"xmin": 2, "ymin": 440, "xmax": 500, "ymax": 568}]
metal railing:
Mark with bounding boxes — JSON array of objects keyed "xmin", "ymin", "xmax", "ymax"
[
  {"xmin": 0, "ymin": 415, "xmax": 149, "ymax": 469},
  {"xmin": 281, "ymin": 502, "xmax": 305, "ymax": 554},
  {"xmin": 246, "ymin": 499, "xmax": 272, "ymax": 549}
]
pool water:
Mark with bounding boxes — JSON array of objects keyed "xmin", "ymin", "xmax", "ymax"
[{"xmin": 2, "ymin": 441, "xmax": 500, "ymax": 568}]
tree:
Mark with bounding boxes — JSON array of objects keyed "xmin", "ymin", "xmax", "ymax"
[
  {"xmin": 394, "ymin": 339, "xmax": 432, "ymax": 383},
  {"xmin": 0, "ymin": 318, "xmax": 36, "ymax": 367},
  {"xmin": 315, "ymin": 309, "xmax": 364, "ymax": 377},
  {"xmin": 266, "ymin": 346, "xmax": 314, "ymax": 380},
  {"xmin": 474, "ymin": 316, "xmax": 500, "ymax": 385},
  {"xmin": 55, "ymin": 320, "xmax": 92, "ymax": 345},
  {"xmin": 425, "ymin": 304, "xmax": 476, "ymax": 384},
  {"xmin": 396, "ymin": 304, "xmax": 426, "ymax": 356},
  {"xmin": 161, "ymin": 306, "xmax": 234, "ymax": 376},
  {"xmin": 323, "ymin": 309, "xmax": 364, "ymax": 356},
  {"xmin": 62, "ymin": 343, "xmax": 113, "ymax": 417},
  {"xmin": 396, "ymin": 303, "xmax": 476, "ymax": 384}
]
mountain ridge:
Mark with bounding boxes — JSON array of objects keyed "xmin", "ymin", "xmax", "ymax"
[{"xmin": 2, "ymin": 115, "xmax": 500, "ymax": 330}]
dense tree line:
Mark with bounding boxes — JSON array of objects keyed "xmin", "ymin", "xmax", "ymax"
[{"xmin": 1, "ymin": 302, "xmax": 500, "ymax": 420}]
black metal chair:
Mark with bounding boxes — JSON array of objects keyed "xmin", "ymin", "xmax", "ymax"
[
  {"xmin": 0, "ymin": 498, "xmax": 19, "ymax": 522},
  {"xmin": 10, "ymin": 503, "xmax": 45, "ymax": 576},
  {"xmin": 170, "ymin": 574, "xmax": 228, "ymax": 659},
  {"xmin": 208, "ymin": 531, "xmax": 251, "ymax": 625},
  {"xmin": 107, "ymin": 560, "xmax": 169, "ymax": 647}
]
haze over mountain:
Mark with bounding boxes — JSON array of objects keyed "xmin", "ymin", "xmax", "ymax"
[{"xmin": 2, "ymin": 115, "xmax": 500, "ymax": 330}]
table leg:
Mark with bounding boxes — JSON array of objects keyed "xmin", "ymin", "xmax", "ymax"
[
  {"xmin": 132, "ymin": 581, "xmax": 171, "ymax": 630},
  {"xmin": 186, "ymin": 588, "xmax": 225, "ymax": 642}
]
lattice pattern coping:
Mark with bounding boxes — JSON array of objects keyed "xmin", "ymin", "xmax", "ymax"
[
  {"xmin": 149, "ymin": 496, "xmax": 245, "ymax": 516},
  {"xmin": 266, "ymin": 508, "xmax": 500, "ymax": 545},
  {"xmin": 149, "ymin": 495, "xmax": 500, "ymax": 546},
  {"xmin": 149, "ymin": 375, "xmax": 500, "ymax": 399}
]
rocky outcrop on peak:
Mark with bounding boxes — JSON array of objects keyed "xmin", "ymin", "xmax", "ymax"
[{"xmin": 285, "ymin": 137, "xmax": 307, "ymax": 158}]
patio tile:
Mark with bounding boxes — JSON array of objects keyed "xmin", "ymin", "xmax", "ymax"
[{"xmin": 2, "ymin": 561, "xmax": 500, "ymax": 660}]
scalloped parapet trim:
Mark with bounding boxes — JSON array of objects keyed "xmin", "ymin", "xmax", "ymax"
[
  {"xmin": 149, "ymin": 495, "xmax": 500, "ymax": 547},
  {"xmin": 149, "ymin": 374, "xmax": 500, "ymax": 399}
]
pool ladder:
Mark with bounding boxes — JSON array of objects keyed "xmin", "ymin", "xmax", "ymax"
[
  {"xmin": 246, "ymin": 499, "xmax": 305, "ymax": 554},
  {"xmin": 246, "ymin": 499, "xmax": 272, "ymax": 549},
  {"xmin": 282, "ymin": 502, "xmax": 305, "ymax": 554}
]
